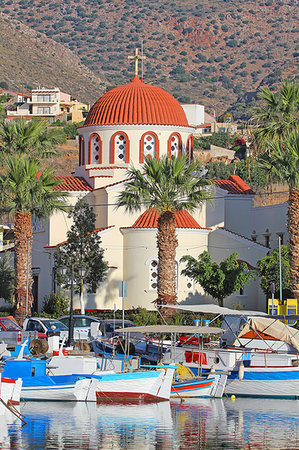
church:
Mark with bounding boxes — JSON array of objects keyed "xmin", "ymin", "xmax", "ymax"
[{"xmin": 32, "ymin": 56, "xmax": 287, "ymax": 313}]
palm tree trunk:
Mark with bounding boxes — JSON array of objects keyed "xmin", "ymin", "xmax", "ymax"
[
  {"xmin": 14, "ymin": 210, "xmax": 33, "ymax": 323},
  {"xmin": 288, "ymin": 188, "xmax": 299, "ymax": 300},
  {"xmin": 157, "ymin": 211, "xmax": 178, "ymax": 305}
]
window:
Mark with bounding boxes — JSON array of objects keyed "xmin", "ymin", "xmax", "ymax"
[
  {"xmin": 186, "ymin": 135, "xmax": 193, "ymax": 162},
  {"xmin": 79, "ymin": 136, "xmax": 85, "ymax": 165},
  {"xmin": 149, "ymin": 259, "xmax": 158, "ymax": 290},
  {"xmin": 168, "ymin": 133, "xmax": 182, "ymax": 158},
  {"xmin": 148, "ymin": 258, "xmax": 178, "ymax": 290},
  {"xmin": 110, "ymin": 132, "xmax": 130, "ymax": 163},
  {"xmin": 88, "ymin": 133, "xmax": 102, "ymax": 164},
  {"xmin": 140, "ymin": 132, "xmax": 159, "ymax": 163}
]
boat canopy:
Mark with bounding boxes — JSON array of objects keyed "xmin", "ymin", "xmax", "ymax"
[
  {"xmin": 116, "ymin": 325, "xmax": 224, "ymax": 334},
  {"xmin": 162, "ymin": 304, "xmax": 267, "ymax": 316},
  {"xmin": 238, "ymin": 317, "xmax": 299, "ymax": 352}
]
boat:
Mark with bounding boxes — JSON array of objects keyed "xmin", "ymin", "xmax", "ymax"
[
  {"xmin": 1, "ymin": 343, "xmax": 175, "ymax": 403},
  {"xmin": 116, "ymin": 324, "xmax": 227, "ymax": 398},
  {"xmin": 0, "ymin": 373, "xmax": 22, "ymax": 411},
  {"xmin": 162, "ymin": 304, "xmax": 299, "ymax": 399},
  {"xmin": 1, "ymin": 357, "xmax": 92, "ymax": 402}
]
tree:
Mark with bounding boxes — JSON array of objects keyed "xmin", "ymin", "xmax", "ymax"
[
  {"xmin": 0, "ymin": 253, "xmax": 14, "ymax": 303},
  {"xmin": 0, "ymin": 118, "xmax": 66, "ymax": 160},
  {"xmin": 252, "ymin": 80, "xmax": 299, "ymax": 153},
  {"xmin": 256, "ymin": 245, "xmax": 291, "ymax": 299},
  {"xmin": 0, "ymin": 155, "xmax": 69, "ymax": 322},
  {"xmin": 54, "ymin": 197, "xmax": 108, "ymax": 294},
  {"xmin": 181, "ymin": 251, "xmax": 255, "ymax": 307},
  {"xmin": 257, "ymin": 133, "xmax": 299, "ymax": 298},
  {"xmin": 194, "ymin": 131, "xmax": 235, "ymax": 150},
  {"xmin": 116, "ymin": 156, "xmax": 211, "ymax": 305}
]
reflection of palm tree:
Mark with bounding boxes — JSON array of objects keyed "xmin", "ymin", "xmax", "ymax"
[
  {"xmin": 257, "ymin": 133, "xmax": 299, "ymax": 298},
  {"xmin": 0, "ymin": 156, "xmax": 68, "ymax": 321},
  {"xmin": 252, "ymin": 80, "xmax": 299, "ymax": 153},
  {"xmin": 117, "ymin": 156, "xmax": 211, "ymax": 306}
]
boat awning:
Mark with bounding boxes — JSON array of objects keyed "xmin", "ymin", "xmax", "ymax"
[
  {"xmin": 238, "ymin": 317, "xmax": 299, "ymax": 351},
  {"xmin": 162, "ymin": 304, "xmax": 267, "ymax": 316},
  {"xmin": 115, "ymin": 325, "xmax": 224, "ymax": 334}
]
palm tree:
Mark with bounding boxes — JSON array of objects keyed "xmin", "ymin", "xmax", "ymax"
[
  {"xmin": 117, "ymin": 156, "xmax": 212, "ymax": 306},
  {"xmin": 0, "ymin": 118, "xmax": 66, "ymax": 160},
  {"xmin": 252, "ymin": 80, "xmax": 299, "ymax": 153},
  {"xmin": 257, "ymin": 133, "xmax": 299, "ymax": 298},
  {"xmin": 0, "ymin": 155, "xmax": 69, "ymax": 321}
]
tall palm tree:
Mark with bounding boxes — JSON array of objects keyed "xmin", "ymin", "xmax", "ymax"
[
  {"xmin": 0, "ymin": 155, "xmax": 69, "ymax": 321},
  {"xmin": 252, "ymin": 80, "xmax": 299, "ymax": 153},
  {"xmin": 117, "ymin": 156, "xmax": 212, "ymax": 306},
  {"xmin": 257, "ymin": 133, "xmax": 299, "ymax": 298},
  {"xmin": 0, "ymin": 118, "xmax": 66, "ymax": 160}
]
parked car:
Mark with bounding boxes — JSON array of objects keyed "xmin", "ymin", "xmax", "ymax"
[
  {"xmin": 0, "ymin": 317, "xmax": 32, "ymax": 347},
  {"xmin": 23, "ymin": 317, "xmax": 69, "ymax": 341},
  {"xmin": 58, "ymin": 315, "xmax": 101, "ymax": 341}
]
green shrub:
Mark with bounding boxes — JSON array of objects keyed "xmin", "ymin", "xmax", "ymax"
[{"xmin": 42, "ymin": 292, "xmax": 70, "ymax": 318}]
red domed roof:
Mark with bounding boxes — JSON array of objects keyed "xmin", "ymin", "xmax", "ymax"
[{"xmin": 84, "ymin": 76, "xmax": 189, "ymax": 127}]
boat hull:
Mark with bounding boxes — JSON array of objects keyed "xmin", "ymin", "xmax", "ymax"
[
  {"xmin": 171, "ymin": 377, "xmax": 214, "ymax": 398},
  {"xmin": 20, "ymin": 378, "xmax": 91, "ymax": 402},
  {"xmin": 89, "ymin": 368, "xmax": 174, "ymax": 403},
  {"xmin": 225, "ymin": 367, "xmax": 299, "ymax": 399}
]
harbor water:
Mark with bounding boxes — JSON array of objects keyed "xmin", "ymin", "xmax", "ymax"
[{"xmin": 2, "ymin": 397, "xmax": 299, "ymax": 449}]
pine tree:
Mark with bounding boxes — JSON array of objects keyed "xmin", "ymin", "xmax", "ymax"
[{"xmin": 54, "ymin": 197, "xmax": 107, "ymax": 294}]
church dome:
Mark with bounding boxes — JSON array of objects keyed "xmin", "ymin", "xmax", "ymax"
[{"xmin": 84, "ymin": 76, "xmax": 189, "ymax": 127}]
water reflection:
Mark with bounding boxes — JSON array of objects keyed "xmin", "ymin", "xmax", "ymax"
[{"xmin": 1, "ymin": 397, "xmax": 299, "ymax": 449}]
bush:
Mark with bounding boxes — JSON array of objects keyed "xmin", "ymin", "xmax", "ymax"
[
  {"xmin": 42, "ymin": 292, "xmax": 70, "ymax": 318},
  {"xmin": 63, "ymin": 122, "xmax": 79, "ymax": 139}
]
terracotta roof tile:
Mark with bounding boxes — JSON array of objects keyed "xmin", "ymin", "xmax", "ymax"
[
  {"xmin": 84, "ymin": 75, "xmax": 189, "ymax": 127},
  {"xmin": 53, "ymin": 176, "xmax": 93, "ymax": 191},
  {"xmin": 214, "ymin": 175, "xmax": 255, "ymax": 195},
  {"xmin": 122, "ymin": 208, "xmax": 208, "ymax": 230}
]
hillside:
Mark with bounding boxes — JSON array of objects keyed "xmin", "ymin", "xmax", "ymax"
[
  {"xmin": 0, "ymin": 0, "xmax": 298, "ymax": 117},
  {"xmin": 0, "ymin": 13, "xmax": 107, "ymax": 103}
]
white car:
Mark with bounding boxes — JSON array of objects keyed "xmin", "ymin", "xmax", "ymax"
[
  {"xmin": 23, "ymin": 317, "xmax": 69, "ymax": 341},
  {"xmin": 58, "ymin": 315, "xmax": 101, "ymax": 341}
]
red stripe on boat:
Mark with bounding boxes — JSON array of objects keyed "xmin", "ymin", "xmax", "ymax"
[
  {"xmin": 171, "ymin": 381, "xmax": 213, "ymax": 392},
  {"xmin": 2, "ymin": 378, "xmax": 16, "ymax": 383}
]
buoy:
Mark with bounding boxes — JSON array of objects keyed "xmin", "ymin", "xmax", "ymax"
[
  {"xmin": 231, "ymin": 395, "xmax": 236, "ymax": 402},
  {"xmin": 238, "ymin": 361, "xmax": 245, "ymax": 381}
]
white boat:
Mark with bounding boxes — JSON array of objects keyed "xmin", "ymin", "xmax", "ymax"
[
  {"xmin": 0, "ymin": 373, "xmax": 22, "ymax": 416},
  {"xmin": 116, "ymin": 324, "xmax": 227, "ymax": 398},
  {"xmin": 163, "ymin": 304, "xmax": 299, "ymax": 399}
]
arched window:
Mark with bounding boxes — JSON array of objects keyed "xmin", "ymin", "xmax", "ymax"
[
  {"xmin": 88, "ymin": 133, "xmax": 102, "ymax": 164},
  {"xmin": 110, "ymin": 132, "xmax": 130, "ymax": 164},
  {"xmin": 187, "ymin": 135, "xmax": 194, "ymax": 162},
  {"xmin": 140, "ymin": 132, "xmax": 159, "ymax": 163},
  {"xmin": 168, "ymin": 133, "xmax": 182, "ymax": 158},
  {"xmin": 79, "ymin": 136, "xmax": 85, "ymax": 166}
]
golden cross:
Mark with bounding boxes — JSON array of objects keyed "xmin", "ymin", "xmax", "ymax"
[{"xmin": 128, "ymin": 48, "xmax": 146, "ymax": 76}]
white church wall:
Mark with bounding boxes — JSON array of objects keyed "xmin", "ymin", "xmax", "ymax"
[
  {"xmin": 250, "ymin": 203, "xmax": 288, "ymax": 249},
  {"xmin": 208, "ymin": 229, "xmax": 269, "ymax": 311},
  {"xmin": 224, "ymin": 196, "xmax": 253, "ymax": 239}
]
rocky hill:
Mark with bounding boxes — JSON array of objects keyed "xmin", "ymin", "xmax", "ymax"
[
  {"xmin": 0, "ymin": 0, "xmax": 298, "ymax": 117},
  {"xmin": 0, "ymin": 13, "xmax": 107, "ymax": 103}
]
